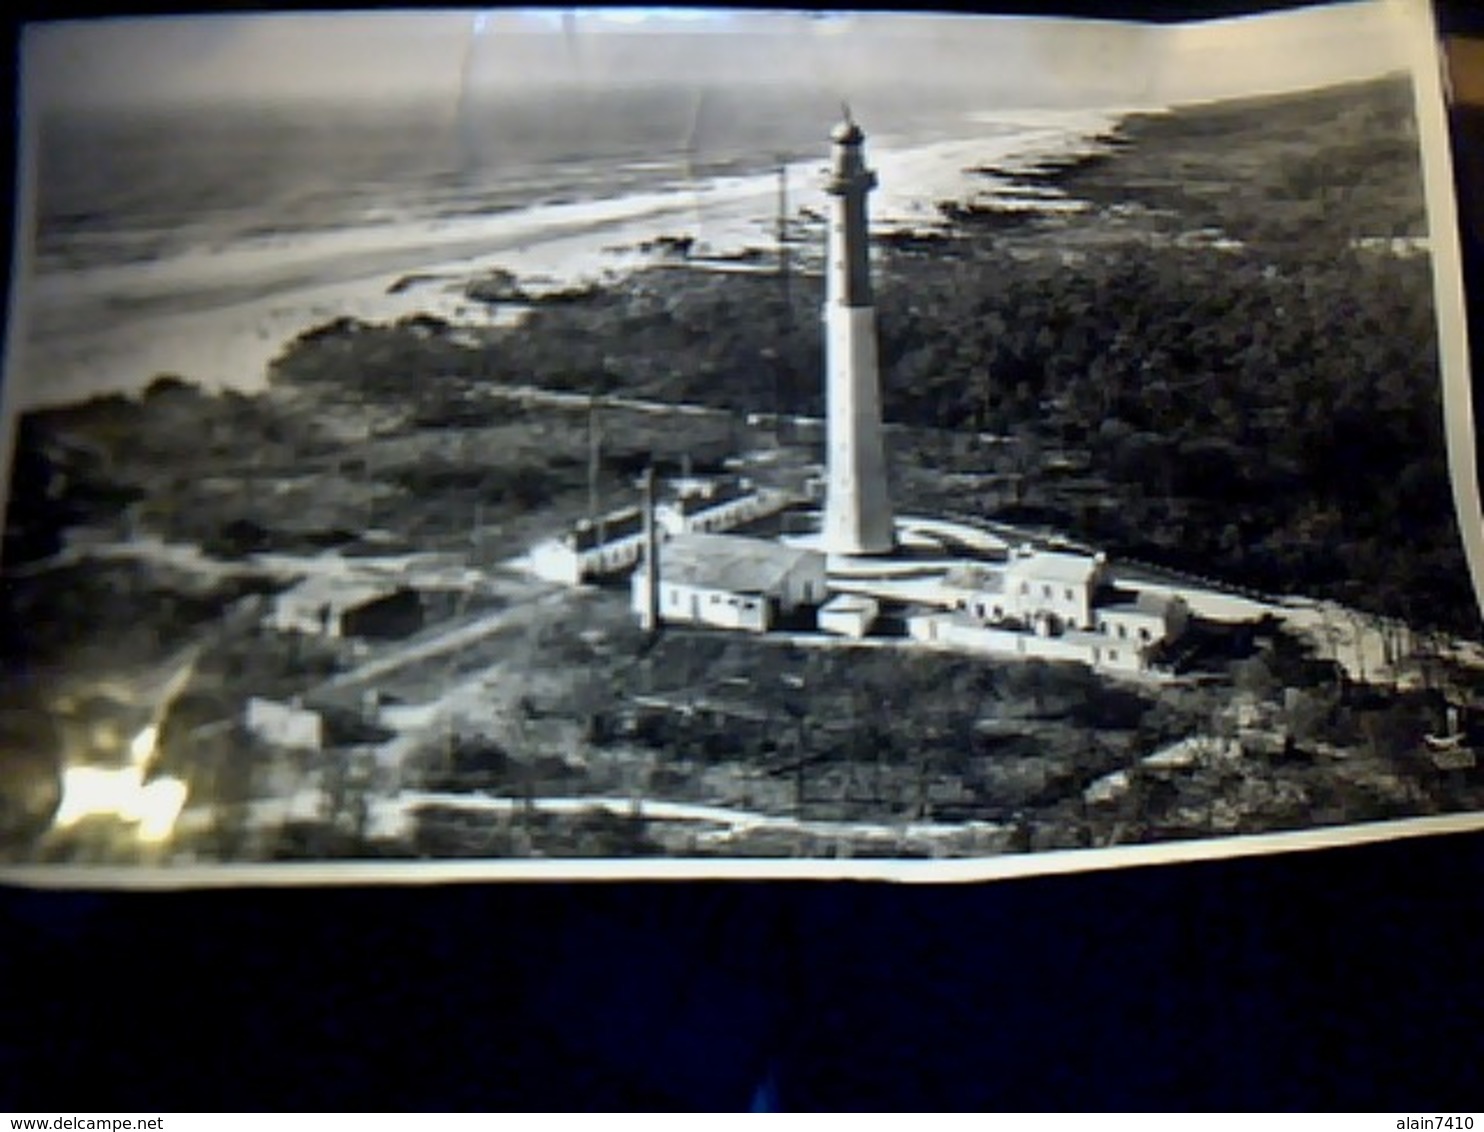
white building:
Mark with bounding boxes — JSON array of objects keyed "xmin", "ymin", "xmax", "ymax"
[
  {"xmin": 1003, "ymin": 548, "xmax": 1107, "ymax": 631},
  {"xmin": 632, "ymin": 532, "xmax": 828, "ymax": 633},
  {"xmin": 528, "ymin": 506, "xmax": 651, "ymax": 585},
  {"xmin": 921, "ymin": 551, "xmax": 1186, "ymax": 675},
  {"xmin": 818, "ymin": 593, "xmax": 880, "ymax": 638},
  {"xmin": 908, "ymin": 613, "xmax": 1154, "ymax": 674},
  {"xmin": 656, "ymin": 476, "xmax": 791, "ymax": 537},
  {"xmin": 245, "ymin": 696, "xmax": 324, "ymax": 751},
  {"xmin": 943, "ymin": 550, "xmax": 1107, "ymax": 632},
  {"xmin": 1096, "ymin": 592, "xmax": 1190, "ymax": 652}
]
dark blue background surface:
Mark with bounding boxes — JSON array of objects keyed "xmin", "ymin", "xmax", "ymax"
[{"xmin": 4, "ymin": 831, "xmax": 1484, "ymax": 1110}]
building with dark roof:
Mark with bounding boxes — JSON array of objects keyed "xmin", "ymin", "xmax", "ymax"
[{"xmin": 270, "ymin": 577, "xmax": 424, "ymax": 640}]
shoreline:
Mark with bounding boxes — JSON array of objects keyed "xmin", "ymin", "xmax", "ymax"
[{"xmin": 10, "ymin": 114, "xmax": 1126, "ymax": 413}]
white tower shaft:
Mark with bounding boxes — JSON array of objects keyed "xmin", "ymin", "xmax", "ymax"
[{"xmin": 822, "ymin": 118, "xmax": 894, "ymax": 556}]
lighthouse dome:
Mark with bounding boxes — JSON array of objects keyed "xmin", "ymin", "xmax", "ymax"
[{"xmin": 831, "ymin": 119, "xmax": 864, "ymax": 145}]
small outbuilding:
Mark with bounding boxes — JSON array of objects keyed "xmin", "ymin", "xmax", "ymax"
[
  {"xmin": 818, "ymin": 593, "xmax": 879, "ymax": 638},
  {"xmin": 1095, "ymin": 591, "xmax": 1190, "ymax": 651},
  {"xmin": 270, "ymin": 577, "xmax": 424, "ymax": 640},
  {"xmin": 245, "ymin": 696, "xmax": 324, "ymax": 751}
]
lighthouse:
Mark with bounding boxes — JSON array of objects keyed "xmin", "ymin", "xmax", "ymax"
[{"xmin": 821, "ymin": 111, "xmax": 895, "ymax": 556}]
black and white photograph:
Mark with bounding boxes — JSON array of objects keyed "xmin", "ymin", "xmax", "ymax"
[{"xmin": 2, "ymin": 0, "xmax": 1481, "ymax": 876}]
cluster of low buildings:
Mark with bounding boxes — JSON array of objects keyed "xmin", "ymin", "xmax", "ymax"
[
  {"xmin": 603, "ymin": 505, "xmax": 1187, "ymax": 676},
  {"xmin": 906, "ymin": 548, "xmax": 1188, "ymax": 675},
  {"xmin": 517, "ymin": 456, "xmax": 1190, "ymax": 677}
]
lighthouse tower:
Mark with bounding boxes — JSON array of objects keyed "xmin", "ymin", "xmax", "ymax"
[{"xmin": 821, "ymin": 112, "xmax": 895, "ymax": 556}]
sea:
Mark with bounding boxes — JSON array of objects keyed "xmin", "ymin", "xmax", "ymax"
[
  {"xmin": 14, "ymin": 83, "xmax": 1131, "ymax": 410},
  {"xmin": 33, "ymin": 85, "xmax": 1035, "ymax": 271}
]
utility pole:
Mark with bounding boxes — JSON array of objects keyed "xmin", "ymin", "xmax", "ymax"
[
  {"xmin": 588, "ymin": 393, "xmax": 604, "ymax": 545},
  {"xmin": 775, "ymin": 158, "xmax": 791, "ymax": 444},
  {"xmin": 794, "ymin": 720, "xmax": 807, "ymax": 819},
  {"xmin": 359, "ymin": 421, "xmax": 375, "ymax": 537},
  {"xmin": 640, "ymin": 465, "xmax": 661, "ymax": 639},
  {"xmin": 777, "ymin": 158, "xmax": 791, "ymax": 311}
]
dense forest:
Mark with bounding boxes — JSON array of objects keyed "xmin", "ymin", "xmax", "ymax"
[{"xmin": 869, "ymin": 75, "xmax": 1472, "ymax": 633}]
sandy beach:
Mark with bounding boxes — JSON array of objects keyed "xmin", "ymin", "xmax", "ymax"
[{"xmin": 12, "ymin": 112, "xmax": 1124, "ymax": 412}]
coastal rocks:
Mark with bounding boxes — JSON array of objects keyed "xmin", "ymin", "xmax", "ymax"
[
  {"xmin": 878, "ymin": 228, "xmax": 951, "ymax": 250},
  {"xmin": 142, "ymin": 373, "xmax": 200, "ymax": 401},
  {"xmin": 687, "ymin": 245, "xmax": 766, "ymax": 265},
  {"xmin": 397, "ymin": 313, "xmax": 450, "ymax": 339},
  {"xmin": 386, "ymin": 272, "xmax": 448, "ymax": 295},
  {"xmin": 635, "ymin": 234, "xmax": 694, "ymax": 259},
  {"xmin": 464, "ymin": 267, "xmax": 527, "ymax": 305},
  {"xmin": 529, "ymin": 281, "xmax": 602, "ymax": 304},
  {"xmin": 462, "ymin": 266, "xmax": 606, "ymax": 308},
  {"xmin": 293, "ymin": 315, "xmax": 370, "ymax": 345},
  {"xmin": 935, "ymin": 199, "xmax": 1039, "ymax": 228}
]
